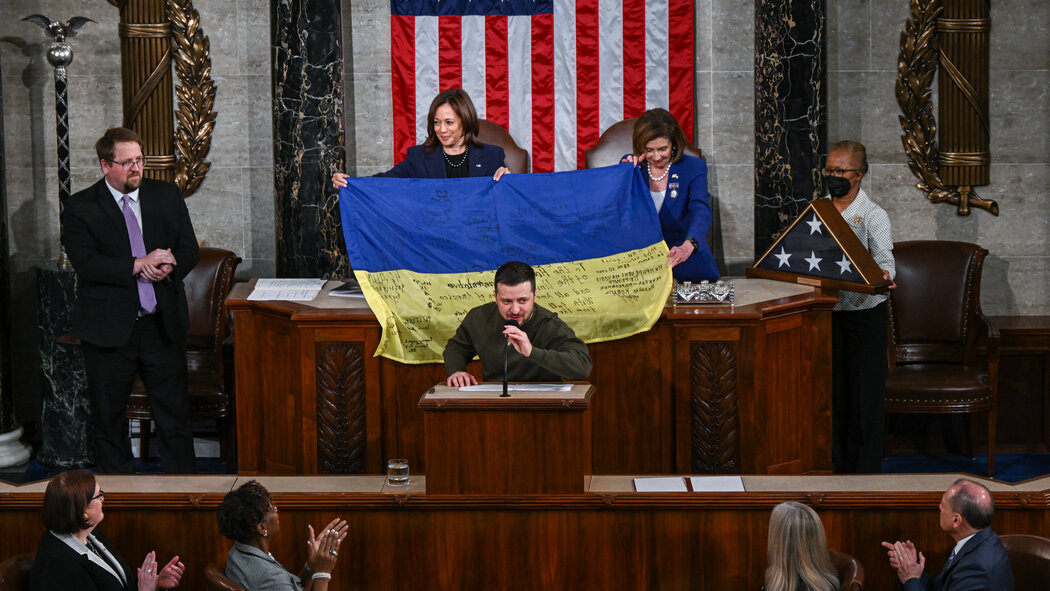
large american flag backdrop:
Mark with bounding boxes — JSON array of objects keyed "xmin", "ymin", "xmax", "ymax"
[{"xmin": 390, "ymin": 0, "xmax": 696, "ymax": 172}]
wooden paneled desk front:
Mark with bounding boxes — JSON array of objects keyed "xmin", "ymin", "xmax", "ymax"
[{"xmin": 225, "ymin": 278, "xmax": 836, "ymax": 476}]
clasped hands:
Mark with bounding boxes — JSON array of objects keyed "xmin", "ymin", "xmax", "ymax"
[
  {"xmin": 135, "ymin": 248, "xmax": 176, "ymax": 283},
  {"xmin": 881, "ymin": 539, "xmax": 925, "ymax": 584}
]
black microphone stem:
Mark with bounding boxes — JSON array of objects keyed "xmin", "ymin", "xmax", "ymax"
[{"xmin": 502, "ymin": 336, "xmax": 510, "ymax": 397}]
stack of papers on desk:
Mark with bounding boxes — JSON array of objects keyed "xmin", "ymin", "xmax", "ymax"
[{"xmin": 247, "ymin": 278, "xmax": 326, "ymax": 301}]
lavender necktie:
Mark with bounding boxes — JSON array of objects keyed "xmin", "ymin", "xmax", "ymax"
[{"xmin": 122, "ymin": 195, "xmax": 157, "ymax": 313}]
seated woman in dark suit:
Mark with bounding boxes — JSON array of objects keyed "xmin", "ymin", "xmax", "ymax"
[
  {"xmin": 218, "ymin": 480, "xmax": 348, "ymax": 590},
  {"xmin": 621, "ymin": 108, "xmax": 719, "ymax": 282},
  {"xmin": 29, "ymin": 470, "xmax": 185, "ymax": 591},
  {"xmin": 332, "ymin": 87, "xmax": 509, "ymax": 185},
  {"xmin": 763, "ymin": 502, "xmax": 840, "ymax": 591}
]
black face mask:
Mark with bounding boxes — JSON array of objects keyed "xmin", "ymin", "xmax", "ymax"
[{"xmin": 824, "ymin": 175, "xmax": 852, "ymax": 198}]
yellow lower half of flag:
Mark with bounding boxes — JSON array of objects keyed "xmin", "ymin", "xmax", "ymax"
[{"xmin": 356, "ymin": 242, "xmax": 673, "ymax": 364}]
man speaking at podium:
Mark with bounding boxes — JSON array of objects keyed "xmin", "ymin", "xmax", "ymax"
[{"xmin": 443, "ymin": 261, "xmax": 592, "ymax": 386}]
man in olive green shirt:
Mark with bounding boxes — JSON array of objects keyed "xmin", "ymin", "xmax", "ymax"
[{"xmin": 443, "ymin": 261, "xmax": 592, "ymax": 386}]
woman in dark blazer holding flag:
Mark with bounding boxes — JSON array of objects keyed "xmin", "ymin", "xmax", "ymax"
[
  {"xmin": 622, "ymin": 108, "xmax": 719, "ymax": 282},
  {"xmin": 332, "ymin": 88, "xmax": 509, "ymax": 184}
]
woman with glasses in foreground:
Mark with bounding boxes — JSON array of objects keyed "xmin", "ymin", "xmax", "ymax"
[{"xmin": 29, "ymin": 469, "xmax": 185, "ymax": 590}]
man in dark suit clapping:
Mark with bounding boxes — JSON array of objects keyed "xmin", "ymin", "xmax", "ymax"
[
  {"xmin": 882, "ymin": 478, "xmax": 1014, "ymax": 590},
  {"xmin": 62, "ymin": 127, "xmax": 199, "ymax": 473}
]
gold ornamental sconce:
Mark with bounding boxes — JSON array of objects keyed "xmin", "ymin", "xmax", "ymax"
[
  {"xmin": 896, "ymin": 0, "xmax": 997, "ymax": 216},
  {"xmin": 106, "ymin": 0, "xmax": 216, "ymax": 198}
]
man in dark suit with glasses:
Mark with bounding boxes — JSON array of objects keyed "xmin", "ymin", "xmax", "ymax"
[{"xmin": 62, "ymin": 126, "xmax": 199, "ymax": 473}]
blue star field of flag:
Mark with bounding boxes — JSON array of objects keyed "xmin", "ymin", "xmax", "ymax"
[{"xmin": 755, "ymin": 209, "xmax": 859, "ymax": 282}]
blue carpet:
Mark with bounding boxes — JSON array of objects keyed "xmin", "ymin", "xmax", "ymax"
[
  {"xmin": 11, "ymin": 458, "xmax": 229, "ymax": 484},
  {"xmin": 883, "ymin": 452, "xmax": 1050, "ymax": 483}
]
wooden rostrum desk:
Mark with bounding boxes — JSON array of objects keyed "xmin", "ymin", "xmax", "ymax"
[{"xmin": 226, "ymin": 278, "xmax": 835, "ymax": 476}]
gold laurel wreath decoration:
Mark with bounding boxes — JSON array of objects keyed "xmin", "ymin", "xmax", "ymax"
[
  {"xmin": 895, "ymin": 0, "xmax": 956, "ymax": 205},
  {"xmin": 895, "ymin": 0, "xmax": 997, "ymax": 215},
  {"xmin": 167, "ymin": 0, "xmax": 216, "ymax": 197},
  {"xmin": 107, "ymin": 0, "xmax": 215, "ymax": 197}
]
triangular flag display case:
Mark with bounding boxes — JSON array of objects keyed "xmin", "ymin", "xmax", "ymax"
[{"xmin": 747, "ymin": 198, "xmax": 892, "ymax": 295}]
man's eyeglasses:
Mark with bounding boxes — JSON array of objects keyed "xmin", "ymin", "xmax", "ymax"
[
  {"xmin": 107, "ymin": 157, "xmax": 146, "ymax": 171},
  {"xmin": 92, "ymin": 489, "xmax": 106, "ymax": 501},
  {"xmin": 823, "ymin": 167, "xmax": 860, "ymax": 177}
]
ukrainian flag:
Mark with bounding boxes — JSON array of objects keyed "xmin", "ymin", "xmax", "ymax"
[{"xmin": 339, "ymin": 164, "xmax": 672, "ymax": 363}]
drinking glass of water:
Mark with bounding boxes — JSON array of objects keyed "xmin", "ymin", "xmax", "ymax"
[{"xmin": 387, "ymin": 458, "xmax": 409, "ymax": 486}]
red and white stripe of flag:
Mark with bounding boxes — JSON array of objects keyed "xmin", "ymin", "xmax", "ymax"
[{"xmin": 391, "ymin": 0, "xmax": 695, "ymax": 172}]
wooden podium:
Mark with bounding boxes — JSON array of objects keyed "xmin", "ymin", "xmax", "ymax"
[{"xmin": 419, "ymin": 383, "xmax": 594, "ymax": 494}]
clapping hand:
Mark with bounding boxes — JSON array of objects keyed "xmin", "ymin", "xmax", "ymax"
[
  {"xmin": 137, "ymin": 551, "xmax": 159, "ymax": 591},
  {"xmin": 306, "ymin": 518, "xmax": 349, "ymax": 574},
  {"xmin": 881, "ymin": 540, "xmax": 925, "ymax": 584},
  {"xmin": 158, "ymin": 555, "xmax": 185, "ymax": 589}
]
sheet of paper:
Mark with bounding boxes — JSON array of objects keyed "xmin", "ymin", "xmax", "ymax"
[
  {"xmin": 633, "ymin": 477, "xmax": 688, "ymax": 492},
  {"xmin": 248, "ymin": 278, "xmax": 327, "ymax": 301},
  {"xmin": 255, "ymin": 278, "xmax": 327, "ymax": 290},
  {"xmin": 248, "ymin": 288, "xmax": 322, "ymax": 301},
  {"xmin": 458, "ymin": 384, "xmax": 573, "ymax": 392},
  {"xmin": 688, "ymin": 476, "xmax": 745, "ymax": 492}
]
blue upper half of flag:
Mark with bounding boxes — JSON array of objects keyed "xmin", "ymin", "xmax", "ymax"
[
  {"xmin": 340, "ymin": 164, "xmax": 663, "ymax": 274},
  {"xmin": 391, "ymin": 0, "xmax": 553, "ymax": 16}
]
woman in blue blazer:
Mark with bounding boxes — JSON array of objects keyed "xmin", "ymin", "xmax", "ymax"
[
  {"xmin": 333, "ymin": 88, "xmax": 509, "ymax": 185},
  {"xmin": 622, "ymin": 108, "xmax": 719, "ymax": 282}
]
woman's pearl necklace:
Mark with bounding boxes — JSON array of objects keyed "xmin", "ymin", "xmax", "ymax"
[
  {"xmin": 647, "ymin": 162, "xmax": 670, "ymax": 182},
  {"xmin": 443, "ymin": 145, "xmax": 469, "ymax": 168}
]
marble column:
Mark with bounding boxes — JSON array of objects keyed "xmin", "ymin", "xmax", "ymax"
[
  {"xmin": 0, "ymin": 52, "xmax": 31, "ymax": 468},
  {"xmin": 0, "ymin": 49, "xmax": 12, "ymax": 434},
  {"xmin": 753, "ymin": 0, "xmax": 827, "ymax": 256},
  {"xmin": 272, "ymin": 0, "xmax": 349, "ymax": 278},
  {"xmin": 36, "ymin": 263, "xmax": 92, "ymax": 468}
]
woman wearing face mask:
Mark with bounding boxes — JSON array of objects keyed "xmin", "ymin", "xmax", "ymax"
[
  {"xmin": 824, "ymin": 140, "xmax": 895, "ymax": 475},
  {"xmin": 621, "ymin": 108, "xmax": 719, "ymax": 282},
  {"xmin": 332, "ymin": 87, "xmax": 509, "ymax": 186}
]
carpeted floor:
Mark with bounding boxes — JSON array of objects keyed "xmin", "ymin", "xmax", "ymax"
[{"xmin": 882, "ymin": 452, "xmax": 1050, "ymax": 483}]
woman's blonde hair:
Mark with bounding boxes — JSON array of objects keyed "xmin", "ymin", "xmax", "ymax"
[{"xmin": 764, "ymin": 502, "xmax": 840, "ymax": 591}]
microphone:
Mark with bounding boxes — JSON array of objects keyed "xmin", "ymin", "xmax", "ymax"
[{"xmin": 502, "ymin": 319, "xmax": 520, "ymax": 398}]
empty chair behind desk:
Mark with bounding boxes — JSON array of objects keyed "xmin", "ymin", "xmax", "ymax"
[{"xmin": 1000, "ymin": 534, "xmax": 1050, "ymax": 591}]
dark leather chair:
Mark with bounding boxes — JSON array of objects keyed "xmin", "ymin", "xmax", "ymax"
[
  {"xmin": 0, "ymin": 553, "xmax": 33, "ymax": 591},
  {"xmin": 476, "ymin": 119, "xmax": 530, "ymax": 174},
  {"xmin": 829, "ymin": 548, "xmax": 864, "ymax": 591},
  {"xmin": 884, "ymin": 241, "xmax": 999, "ymax": 476},
  {"xmin": 127, "ymin": 247, "xmax": 242, "ymax": 468},
  {"xmin": 583, "ymin": 117, "xmax": 702, "ymax": 169},
  {"xmin": 205, "ymin": 564, "xmax": 246, "ymax": 591},
  {"xmin": 1000, "ymin": 534, "xmax": 1050, "ymax": 591}
]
